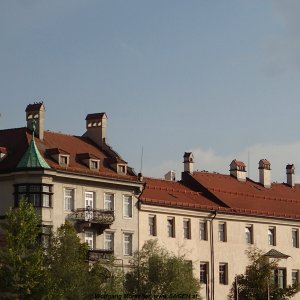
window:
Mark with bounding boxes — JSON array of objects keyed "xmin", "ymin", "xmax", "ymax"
[
  {"xmin": 123, "ymin": 195, "xmax": 133, "ymax": 218},
  {"xmin": 292, "ymin": 270, "xmax": 299, "ymax": 286},
  {"xmin": 149, "ymin": 215, "xmax": 157, "ymax": 236},
  {"xmin": 90, "ymin": 160, "xmax": 99, "ymax": 169},
  {"xmin": 85, "ymin": 231, "xmax": 94, "ymax": 249},
  {"xmin": 218, "ymin": 223, "xmax": 226, "ymax": 242},
  {"xmin": 183, "ymin": 218, "xmax": 191, "ymax": 239},
  {"xmin": 104, "ymin": 232, "xmax": 114, "ymax": 251},
  {"xmin": 118, "ymin": 165, "xmax": 126, "ymax": 173},
  {"xmin": 268, "ymin": 227, "xmax": 276, "ymax": 246},
  {"xmin": 219, "ymin": 263, "xmax": 228, "ymax": 285},
  {"xmin": 64, "ymin": 189, "xmax": 74, "ymax": 211},
  {"xmin": 199, "ymin": 221, "xmax": 207, "ymax": 241},
  {"xmin": 167, "ymin": 217, "xmax": 175, "ymax": 238},
  {"xmin": 39, "ymin": 225, "xmax": 52, "ymax": 248},
  {"xmin": 59, "ymin": 155, "xmax": 68, "ymax": 165},
  {"xmin": 14, "ymin": 184, "xmax": 53, "ymax": 208},
  {"xmin": 271, "ymin": 268, "xmax": 286, "ymax": 288},
  {"xmin": 245, "ymin": 225, "xmax": 253, "ymax": 244},
  {"xmin": 123, "ymin": 233, "xmax": 133, "ymax": 256},
  {"xmin": 200, "ymin": 262, "xmax": 209, "ymax": 284},
  {"xmin": 292, "ymin": 229, "xmax": 299, "ymax": 248},
  {"xmin": 104, "ymin": 193, "xmax": 114, "ymax": 211}
]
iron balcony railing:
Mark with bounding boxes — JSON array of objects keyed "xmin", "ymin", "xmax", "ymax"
[
  {"xmin": 87, "ymin": 249, "xmax": 114, "ymax": 261},
  {"xmin": 68, "ymin": 208, "xmax": 115, "ymax": 225}
]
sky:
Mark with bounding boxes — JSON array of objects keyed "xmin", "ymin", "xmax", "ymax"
[{"xmin": 1, "ymin": 0, "xmax": 300, "ymax": 183}]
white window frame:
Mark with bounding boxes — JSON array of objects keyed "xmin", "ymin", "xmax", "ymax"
[
  {"xmin": 218, "ymin": 222, "xmax": 226, "ymax": 242},
  {"xmin": 104, "ymin": 232, "xmax": 114, "ymax": 251},
  {"xmin": 149, "ymin": 215, "xmax": 157, "ymax": 236},
  {"xmin": 64, "ymin": 188, "xmax": 74, "ymax": 211},
  {"xmin": 123, "ymin": 195, "xmax": 133, "ymax": 218},
  {"xmin": 292, "ymin": 228, "xmax": 299, "ymax": 248},
  {"xmin": 183, "ymin": 218, "xmax": 191, "ymax": 239},
  {"xmin": 104, "ymin": 193, "xmax": 114, "ymax": 211},
  {"xmin": 245, "ymin": 225, "xmax": 253, "ymax": 244},
  {"xmin": 123, "ymin": 233, "xmax": 133, "ymax": 256},
  {"xmin": 199, "ymin": 221, "xmax": 207, "ymax": 241},
  {"xmin": 85, "ymin": 231, "xmax": 94, "ymax": 249},
  {"xmin": 268, "ymin": 226, "xmax": 276, "ymax": 246}
]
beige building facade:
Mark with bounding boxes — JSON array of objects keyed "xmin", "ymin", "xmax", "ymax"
[
  {"xmin": 0, "ymin": 103, "xmax": 143, "ymax": 267},
  {"xmin": 139, "ymin": 154, "xmax": 300, "ymax": 300}
]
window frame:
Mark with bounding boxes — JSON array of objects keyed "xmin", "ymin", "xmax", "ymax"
[
  {"xmin": 245, "ymin": 224, "xmax": 253, "ymax": 244},
  {"xmin": 123, "ymin": 233, "xmax": 133, "ymax": 256},
  {"xmin": 218, "ymin": 222, "xmax": 227, "ymax": 242},
  {"xmin": 104, "ymin": 232, "xmax": 114, "ymax": 251},
  {"xmin": 14, "ymin": 184, "xmax": 53, "ymax": 208},
  {"xmin": 219, "ymin": 263, "xmax": 228, "ymax": 285},
  {"xmin": 64, "ymin": 188, "xmax": 75, "ymax": 211},
  {"xmin": 268, "ymin": 226, "xmax": 276, "ymax": 246},
  {"xmin": 123, "ymin": 195, "xmax": 133, "ymax": 218},
  {"xmin": 167, "ymin": 217, "xmax": 175, "ymax": 238},
  {"xmin": 200, "ymin": 262, "xmax": 209, "ymax": 284},
  {"xmin": 292, "ymin": 270, "xmax": 299, "ymax": 286},
  {"xmin": 199, "ymin": 221, "xmax": 207, "ymax": 241},
  {"xmin": 292, "ymin": 228, "xmax": 299, "ymax": 248},
  {"xmin": 104, "ymin": 193, "xmax": 115, "ymax": 211},
  {"xmin": 148, "ymin": 215, "xmax": 157, "ymax": 236},
  {"xmin": 183, "ymin": 218, "xmax": 191, "ymax": 239}
]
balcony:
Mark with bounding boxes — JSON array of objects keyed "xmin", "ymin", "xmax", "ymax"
[
  {"xmin": 87, "ymin": 249, "xmax": 114, "ymax": 261},
  {"xmin": 68, "ymin": 208, "xmax": 114, "ymax": 234}
]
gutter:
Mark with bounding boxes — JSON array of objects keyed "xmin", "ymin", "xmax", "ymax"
[{"xmin": 209, "ymin": 210, "xmax": 217, "ymax": 300}]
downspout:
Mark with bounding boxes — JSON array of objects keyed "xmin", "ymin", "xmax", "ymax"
[{"xmin": 209, "ymin": 210, "xmax": 217, "ymax": 300}]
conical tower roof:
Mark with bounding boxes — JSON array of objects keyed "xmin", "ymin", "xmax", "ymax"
[{"xmin": 16, "ymin": 121, "xmax": 50, "ymax": 169}]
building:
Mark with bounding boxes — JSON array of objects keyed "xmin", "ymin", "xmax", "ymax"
[
  {"xmin": 139, "ymin": 153, "xmax": 300, "ymax": 300},
  {"xmin": 0, "ymin": 103, "xmax": 143, "ymax": 266}
]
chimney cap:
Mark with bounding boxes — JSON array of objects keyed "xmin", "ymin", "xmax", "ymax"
[
  {"xmin": 183, "ymin": 152, "xmax": 194, "ymax": 162},
  {"xmin": 230, "ymin": 159, "xmax": 246, "ymax": 168},
  {"xmin": 286, "ymin": 164, "xmax": 295, "ymax": 170},
  {"xmin": 25, "ymin": 102, "xmax": 45, "ymax": 112},
  {"xmin": 85, "ymin": 112, "xmax": 107, "ymax": 120}
]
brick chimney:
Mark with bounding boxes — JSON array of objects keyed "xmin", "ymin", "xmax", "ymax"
[
  {"xmin": 259, "ymin": 159, "xmax": 271, "ymax": 188},
  {"xmin": 183, "ymin": 152, "xmax": 194, "ymax": 174},
  {"xmin": 230, "ymin": 159, "xmax": 246, "ymax": 182},
  {"xmin": 25, "ymin": 102, "xmax": 45, "ymax": 140},
  {"xmin": 83, "ymin": 113, "xmax": 107, "ymax": 148},
  {"xmin": 286, "ymin": 164, "xmax": 295, "ymax": 188}
]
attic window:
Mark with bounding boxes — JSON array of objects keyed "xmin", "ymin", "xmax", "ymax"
[
  {"xmin": 118, "ymin": 164, "xmax": 127, "ymax": 174},
  {"xmin": 88, "ymin": 122, "xmax": 92, "ymax": 128},
  {"xmin": 90, "ymin": 159, "xmax": 99, "ymax": 170},
  {"xmin": 27, "ymin": 114, "xmax": 33, "ymax": 119},
  {"xmin": 59, "ymin": 155, "xmax": 69, "ymax": 166},
  {"xmin": 34, "ymin": 113, "xmax": 39, "ymax": 119},
  {"xmin": 0, "ymin": 147, "xmax": 8, "ymax": 161}
]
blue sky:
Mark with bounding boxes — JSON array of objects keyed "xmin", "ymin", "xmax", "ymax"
[{"xmin": 1, "ymin": 0, "xmax": 300, "ymax": 182}]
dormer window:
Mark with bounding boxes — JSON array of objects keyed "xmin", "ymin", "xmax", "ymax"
[
  {"xmin": 59, "ymin": 155, "xmax": 69, "ymax": 166},
  {"xmin": 90, "ymin": 159, "xmax": 99, "ymax": 170},
  {"xmin": 118, "ymin": 164, "xmax": 127, "ymax": 174}
]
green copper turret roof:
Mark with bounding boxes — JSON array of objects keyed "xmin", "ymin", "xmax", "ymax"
[{"xmin": 17, "ymin": 129, "xmax": 50, "ymax": 169}]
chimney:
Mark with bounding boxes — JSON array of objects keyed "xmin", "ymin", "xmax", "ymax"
[
  {"xmin": 286, "ymin": 164, "xmax": 295, "ymax": 188},
  {"xmin": 84, "ymin": 113, "xmax": 107, "ymax": 148},
  {"xmin": 183, "ymin": 152, "xmax": 194, "ymax": 174},
  {"xmin": 165, "ymin": 170, "xmax": 176, "ymax": 181},
  {"xmin": 230, "ymin": 159, "xmax": 246, "ymax": 182},
  {"xmin": 25, "ymin": 102, "xmax": 45, "ymax": 140},
  {"xmin": 259, "ymin": 159, "xmax": 271, "ymax": 188}
]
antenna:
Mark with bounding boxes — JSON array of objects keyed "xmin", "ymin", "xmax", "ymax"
[
  {"xmin": 248, "ymin": 151, "xmax": 250, "ymax": 179},
  {"xmin": 140, "ymin": 146, "xmax": 143, "ymax": 174}
]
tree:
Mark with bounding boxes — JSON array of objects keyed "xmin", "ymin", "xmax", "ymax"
[
  {"xmin": 125, "ymin": 239, "xmax": 201, "ymax": 299},
  {"xmin": 0, "ymin": 200, "xmax": 45, "ymax": 299},
  {"xmin": 228, "ymin": 247, "xmax": 299, "ymax": 300},
  {"xmin": 44, "ymin": 222, "xmax": 90, "ymax": 299}
]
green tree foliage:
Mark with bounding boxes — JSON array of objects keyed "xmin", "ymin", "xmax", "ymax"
[
  {"xmin": 44, "ymin": 222, "xmax": 90, "ymax": 299},
  {"xmin": 0, "ymin": 200, "xmax": 45, "ymax": 299},
  {"xmin": 228, "ymin": 247, "xmax": 299, "ymax": 300},
  {"xmin": 125, "ymin": 239, "xmax": 201, "ymax": 299}
]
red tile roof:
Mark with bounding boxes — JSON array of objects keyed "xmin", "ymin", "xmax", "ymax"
[
  {"xmin": 140, "ymin": 172, "xmax": 300, "ymax": 220},
  {"xmin": 0, "ymin": 127, "xmax": 138, "ymax": 182},
  {"xmin": 140, "ymin": 177, "xmax": 220, "ymax": 211}
]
